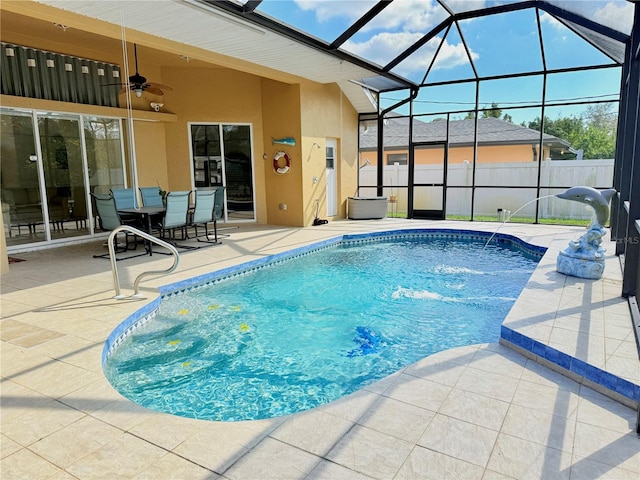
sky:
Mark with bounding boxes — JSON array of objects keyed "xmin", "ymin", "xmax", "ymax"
[{"xmin": 251, "ymin": 0, "xmax": 632, "ymax": 124}]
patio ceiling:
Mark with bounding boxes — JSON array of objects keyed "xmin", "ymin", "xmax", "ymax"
[{"xmin": 31, "ymin": 0, "xmax": 636, "ymax": 112}]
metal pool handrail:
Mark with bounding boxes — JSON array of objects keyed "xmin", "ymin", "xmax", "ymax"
[{"xmin": 107, "ymin": 225, "xmax": 180, "ymax": 299}]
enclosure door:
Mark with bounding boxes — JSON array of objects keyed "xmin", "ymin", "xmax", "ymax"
[
  {"xmin": 411, "ymin": 143, "xmax": 446, "ymax": 219},
  {"xmin": 326, "ymin": 139, "xmax": 337, "ymax": 217},
  {"xmin": 190, "ymin": 123, "xmax": 255, "ymax": 222}
]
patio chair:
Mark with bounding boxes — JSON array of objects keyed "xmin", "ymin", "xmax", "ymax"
[
  {"xmin": 160, "ymin": 190, "xmax": 192, "ymax": 245},
  {"xmin": 190, "ymin": 188, "xmax": 219, "ymax": 244},
  {"xmin": 91, "ymin": 193, "xmax": 145, "ymax": 260},
  {"xmin": 139, "ymin": 187, "xmax": 164, "ymax": 207},
  {"xmin": 110, "ymin": 187, "xmax": 138, "ymax": 222},
  {"xmin": 110, "ymin": 187, "xmax": 136, "ymax": 209}
]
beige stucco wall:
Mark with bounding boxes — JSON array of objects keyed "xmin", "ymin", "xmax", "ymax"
[
  {"xmin": 299, "ymin": 82, "xmax": 359, "ymax": 223},
  {"xmin": 161, "ymin": 66, "xmax": 269, "ymax": 224},
  {"xmin": 261, "ymin": 79, "xmax": 303, "ymax": 225},
  {"xmin": 0, "ymin": 0, "xmax": 363, "ymax": 269}
]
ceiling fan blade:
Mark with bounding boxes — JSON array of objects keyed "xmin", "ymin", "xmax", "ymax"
[
  {"xmin": 143, "ymin": 86, "xmax": 165, "ymax": 96},
  {"xmin": 147, "ymin": 82, "xmax": 173, "ymax": 92}
]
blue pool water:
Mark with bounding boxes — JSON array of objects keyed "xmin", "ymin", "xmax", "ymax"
[{"xmin": 104, "ymin": 230, "xmax": 544, "ymax": 421}]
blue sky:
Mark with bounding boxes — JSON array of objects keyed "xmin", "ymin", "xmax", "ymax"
[{"xmin": 253, "ymin": 0, "xmax": 631, "ymax": 124}]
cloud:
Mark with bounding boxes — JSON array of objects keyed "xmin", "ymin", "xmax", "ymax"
[
  {"xmin": 539, "ymin": 11, "xmax": 564, "ymax": 30},
  {"xmin": 593, "ymin": 1, "xmax": 634, "ymax": 33},
  {"xmin": 295, "ymin": 0, "xmax": 449, "ymax": 31},
  {"xmin": 294, "ymin": 0, "xmax": 372, "ymax": 23},
  {"xmin": 296, "ymin": 0, "xmax": 479, "ymax": 77},
  {"xmin": 363, "ymin": 0, "xmax": 449, "ymax": 32},
  {"xmin": 344, "ymin": 32, "xmax": 476, "ymax": 76},
  {"xmin": 540, "ymin": 2, "xmax": 633, "ymax": 35}
]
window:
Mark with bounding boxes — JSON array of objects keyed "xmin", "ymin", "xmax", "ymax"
[{"xmin": 387, "ymin": 153, "xmax": 407, "ymax": 165}]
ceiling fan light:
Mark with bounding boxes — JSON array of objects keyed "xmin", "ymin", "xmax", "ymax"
[{"xmin": 134, "ymin": 88, "xmax": 143, "ymax": 98}]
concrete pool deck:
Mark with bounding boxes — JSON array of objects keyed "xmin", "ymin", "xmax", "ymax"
[{"xmin": 1, "ymin": 220, "xmax": 638, "ymax": 479}]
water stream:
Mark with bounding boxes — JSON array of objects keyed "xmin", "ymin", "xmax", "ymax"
[{"xmin": 483, "ymin": 194, "xmax": 557, "ymax": 249}]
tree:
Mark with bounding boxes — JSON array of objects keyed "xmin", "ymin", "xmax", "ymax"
[
  {"xmin": 480, "ymin": 103, "xmax": 513, "ymax": 122},
  {"xmin": 522, "ymin": 103, "xmax": 617, "ymax": 159},
  {"xmin": 481, "ymin": 102, "xmax": 502, "ymax": 118}
]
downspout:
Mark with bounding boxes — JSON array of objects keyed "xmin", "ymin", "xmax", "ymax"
[{"xmin": 376, "ymin": 87, "xmax": 419, "ymax": 197}]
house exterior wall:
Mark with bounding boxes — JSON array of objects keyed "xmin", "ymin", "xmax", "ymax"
[
  {"xmin": 161, "ymin": 66, "xmax": 269, "ymax": 223},
  {"xmin": 361, "ymin": 143, "xmax": 551, "ymax": 166},
  {"xmin": 300, "ymin": 82, "xmax": 359, "ymax": 222},
  {"xmin": 261, "ymin": 79, "xmax": 303, "ymax": 225},
  {"xmin": 0, "ymin": 1, "xmax": 361, "ymax": 266}
]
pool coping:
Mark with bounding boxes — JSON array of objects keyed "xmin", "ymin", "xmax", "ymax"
[{"xmin": 101, "ymin": 227, "xmax": 639, "ymax": 410}]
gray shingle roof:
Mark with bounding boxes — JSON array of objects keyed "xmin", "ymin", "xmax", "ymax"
[{"xmin": 360, "ymin": 116, "xmax": 570, "ymax": 150}]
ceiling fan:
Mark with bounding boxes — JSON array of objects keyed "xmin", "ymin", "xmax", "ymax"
[{"xmin": 108, "ymin": 44, "xmax": 173, "ymax": 98}]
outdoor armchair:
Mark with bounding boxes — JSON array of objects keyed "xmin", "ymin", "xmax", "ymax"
[
  {"xmin": 91, "ymin": 193, "xmax": 143, "ymax": 259},
  {"xmin": 140, "ymin": 187, "xmax": 164, "ymax": 207},
  {"xmin": 190, "ymin": 188, "xmax": 219, "ymax": 244},
  {"xmin": 160, "ymin": 190, "xmax": 191, "ymax": 244}
]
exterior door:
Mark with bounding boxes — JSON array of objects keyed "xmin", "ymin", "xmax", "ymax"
[
  {"xmin": 2, "ymin": 108, "xmax": 126, "ymax": 250},
  {"xmin": 1, "ymin": 109, "xmax": 45, "ymax": 245},
  {"xmin": 190, "ymin": 123, "xmax": 255, "ymax": 222},
  {"xmin": 37, "ymin": 112, "xmax": 89, "ymax": 240},
  {"xmin": 326, "ymin": 139, "xmax": 337, "ymax": 217},
  {"xmin": 410, "ymin": 142, "xmax": 446, "ymax": 219}
]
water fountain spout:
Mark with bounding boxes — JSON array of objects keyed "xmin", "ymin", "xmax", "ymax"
[
  {"xmin": 483, "ymin": 194, "xmax": 555, "ymax": 250},
  {"xmin": 555, "ymin": 186, "xmax": 616, "ymax": 280},
  {"xmin": 555, "ymin": 186, "xmax": 616, "ymax": 227}
]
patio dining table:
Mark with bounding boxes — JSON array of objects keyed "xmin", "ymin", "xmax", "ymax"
[{"xmin": 117, "ymin": 206, "xmax": 165, "ymax": 255}]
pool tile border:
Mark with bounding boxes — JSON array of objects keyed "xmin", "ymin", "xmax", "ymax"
[{"xmin": 500, "ymin": 326, "xmax": 640, "ymax": 408}]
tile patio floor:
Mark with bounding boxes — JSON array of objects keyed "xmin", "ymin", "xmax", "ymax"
[{"xmin": 1, "ymin": 220, "xmax": 638, "ymax": 479}]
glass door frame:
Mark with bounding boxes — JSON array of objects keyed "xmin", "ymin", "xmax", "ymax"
[
  {"xmin": 2, "ymin": 106, "xmax": 127, "ymax": 251},
  {"xmin": 187, "ymin": 121, "xmax": 257, "ymax": 223},
  {"xmin": 409, "ymin": 140, "xmax": 448, "ymax": 220}
]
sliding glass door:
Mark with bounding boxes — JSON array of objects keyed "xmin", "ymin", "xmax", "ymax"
[
  {"xmin": 38, "ymin": 113, "xmax": 89, "ymax": 240},
  {"xmin": 1, "ymin": 110, "xmax": 44, "ymax": 245},
  {"xmin": 190, "ymin": 123, "xmax": 255, "ymax": 222},
  {"xmin": 1, "ymin": 108, "xmax": 125, "ymax": 248}
]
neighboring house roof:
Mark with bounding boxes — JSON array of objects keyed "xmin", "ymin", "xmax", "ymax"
[{"xmin": 360, "ymin": 116, "xmax": 572, "ymax": 153}]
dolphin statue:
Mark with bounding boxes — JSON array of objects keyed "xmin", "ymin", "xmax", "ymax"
[{"xmin": 556, "ymin": 186, "xmax": 616, "ymax": 226}]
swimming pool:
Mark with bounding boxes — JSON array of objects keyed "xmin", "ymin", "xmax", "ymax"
[{"xmin": 103, "ymin": 229, "xmax": 545, "ymax": 421}]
